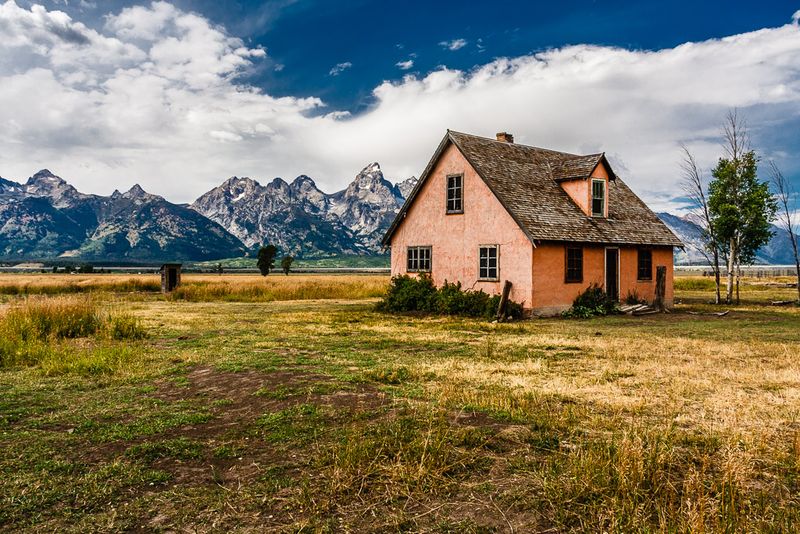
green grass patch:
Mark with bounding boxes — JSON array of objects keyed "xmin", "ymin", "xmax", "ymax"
[{"xmin": 125, "ymin": 438, "xmax": 204, "ymax": 463}]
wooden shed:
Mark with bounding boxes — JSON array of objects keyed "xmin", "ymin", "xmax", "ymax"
[{"xmin": 160, "ymin": 263, "xmax": 182, "ymax": 293}]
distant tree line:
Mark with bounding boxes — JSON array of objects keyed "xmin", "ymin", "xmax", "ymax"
[{"xmin": 682, "ymin": 110, "xmax": 798, "ymax": 304}]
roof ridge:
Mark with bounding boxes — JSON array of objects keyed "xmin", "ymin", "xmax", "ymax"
[{"xmin": 447, "ymin": 129, "xmax": 589, "ymax": 159}]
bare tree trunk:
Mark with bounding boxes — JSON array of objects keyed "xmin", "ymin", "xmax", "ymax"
[
  {"xmin": 770, "ymin": 161, "xmax": 800, "ymax": 302},
  {"xmin": 713, "ymin": 248, "xmax": 722, "ymax": 305},
  {"xmin": 735, "ymin": 263, "xmax": 741, "ymax": 305},
  {"xmin": 680, "ymin": 144, "xmax": 722, "ymax": 304},
  {"xmin": 727, "ymin": 237, "xmax": 736, "ymax": 304}
]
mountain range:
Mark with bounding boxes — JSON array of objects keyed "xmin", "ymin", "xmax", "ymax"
[
  {"xmin": 0, "ymin": 164, "xmax": 416, "ymax": 262},
  {"xmin": 0, "ymin": 165, "xmax": 796, "ymax": 265}
]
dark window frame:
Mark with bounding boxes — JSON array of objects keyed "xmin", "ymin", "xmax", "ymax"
[
  {"xmin": 478, "ymin": 245, "xmax": 499, "ymax": 281},
  {"xmin": 637, "ymin": 248, "xmax": 653, "ymax": 281},
  {"xmin": 446, "ymin": 173, "xmax": 464, "ymax": 214},
  {"xmin": 406, "ymin": 246, "xmax": 432, "ymax": 273},
  {"xmin": 591, "ymin": 179, "xmax": 605, "ymax": 218},
  {"xmin": 565, "ymin": 246, "xmax": 583, "ymax": 283}
]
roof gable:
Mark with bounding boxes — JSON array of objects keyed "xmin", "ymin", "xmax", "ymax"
[{"xmin": 383, "ymin": 131, "xmax": 683, "ymax": 248}]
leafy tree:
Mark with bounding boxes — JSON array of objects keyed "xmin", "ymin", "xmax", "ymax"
[
  {"xmin": 216, "ymin": 263, "xmax": 223, "ymax": 275},
  {"xmin": 257, "ymin": 245, "xmax": 277, "ymax": 276},
  {"xmin": 281, "ymin": 255, "xmax": 294, "ymax": 276},
  {"xmin": 708, "ymin": 115, "xmax": 777, "ymax": 303}
]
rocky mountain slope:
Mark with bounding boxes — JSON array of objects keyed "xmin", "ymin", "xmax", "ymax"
[
  {"xmin": 0, "ymin": 170, "xmax": 246, "ymax": 261},
  {"xmin": 191, "ymin": 163, "xmax": 417, "ymax": 255},
  {"xmin": 2, "ymin": 166, "xmax": 794, "ymax": 265},
  {"xmin": 657, "ymin": 212, "xmax": 799, "ymax": 265}
]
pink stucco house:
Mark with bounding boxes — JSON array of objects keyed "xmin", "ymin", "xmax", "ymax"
[{"xmin": 382, "ymin": 130, "xmax": 683, "ymax": 315}]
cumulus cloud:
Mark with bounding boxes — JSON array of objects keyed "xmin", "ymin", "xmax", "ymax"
[
  {"xmin": 0, "ymin": 1, "xmax": 799, "ymax": 211},
  {"xmin": 328, "ymin": 61, "xmax": 352, "ymax": 76},
  {"xmin": 396, "ymin": 59, "xmax": 414, "ymax": 70},
  {"xmin": 439, "ymin": 38, "xmax": 467, "ymax": 51},
  {"xmin": 794, "ymin": 10, "xmax": 800, "ymax": 25}
]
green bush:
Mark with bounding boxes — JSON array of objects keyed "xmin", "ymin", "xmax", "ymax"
[
  {"xmin": 562, "ymin": 284, "xmax": 618, "ymax": 318},
  {"xmin": 378, "ymin": 275, "xmax": 523, "ymax": 320},
  {"xmin": 376, "ymin": 275, "xmax": 437, "ymax": 313}
]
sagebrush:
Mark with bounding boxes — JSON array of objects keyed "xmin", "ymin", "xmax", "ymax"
[{"xmin": 378, "ymin": 275, "xmax": 522, "ymax": 319}]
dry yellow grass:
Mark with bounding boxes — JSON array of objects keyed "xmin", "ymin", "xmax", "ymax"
[
  {"xmin": 0, "ymin": 272, "xmax": 390, "ymax": 301},
  {"xmin": 1, "ymin": 274, "xmax": 799, "ymax": 530}
]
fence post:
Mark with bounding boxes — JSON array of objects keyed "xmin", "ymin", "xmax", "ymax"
[
  {"xmin": 496, "ymin": 280, "xmax": 512, "ymax": 322},
  {"xmin": 654, "ymin": 266, "xmax": 666, "ymax": 312}
]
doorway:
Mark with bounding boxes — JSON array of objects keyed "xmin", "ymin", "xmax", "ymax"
[{"xmin": 605, "ymin": 248, "xmax": 619, "ymax": 302}]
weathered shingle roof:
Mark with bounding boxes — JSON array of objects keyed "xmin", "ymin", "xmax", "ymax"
[{"xmin": 383, "ymin": 130, "xmax": 683, "ymax": 248}]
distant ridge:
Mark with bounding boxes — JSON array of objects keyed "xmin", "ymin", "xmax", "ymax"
[
  {"xmin": 0, "ymin": 165, "xmax": 418, "ymax": 262},
  {"xmin": 1, "ymin": 165, "xmax": 794, "ymax": 265},
  {"xmin": 657, "ymin": 212, "xmax": 799, "ymax": 265}
]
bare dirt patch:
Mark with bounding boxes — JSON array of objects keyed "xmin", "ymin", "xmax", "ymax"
[{"xmin": 81, "ymin": 366, "xmax": 389, "ymax": 487}]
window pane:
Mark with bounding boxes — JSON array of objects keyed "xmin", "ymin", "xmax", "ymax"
[
  {"xmin": 592, "ymin": 181, "xmax": 605, "ymax": 216},
  {"xmin": 566, "ymin": 247, "xmax": 583, "ymax": 282},
  {"xmin": 638, "ymin": 249, "xmax": 652, "ymax": 280},
  {"xmin": 479, "ymin": 246, "xmax": 498, "ymax": 279},
  {"xmin": 447, "ymin": 175, "xmax": 463, "ymax": 212}
]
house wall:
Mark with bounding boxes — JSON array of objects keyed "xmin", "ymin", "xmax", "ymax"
[
  {"xmin": 531, "ymin": 243, "xmax": 674, "ymax": 315},
  {"xmin": 389, "ymin": 143, "xmax": 534, "ymax": 307}
]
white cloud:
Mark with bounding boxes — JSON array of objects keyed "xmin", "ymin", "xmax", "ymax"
[
  {"xmin": 209, "ymin": 130, "xmax": 244, "ymax": 142},
  {"xmin": 1, "ymin": 1, "xmax": 799, "ymax": 211},
  {"xmin": 439, "ymin": 38, "xmax": 467, "ymax": 51},
  {"xmin": 396, "ymin": 59, "xmax": 414, "ymax": 70},
  {"xmin": 794, "ymin": 10, "xmax": 800, "ymax": 25},
  {"xmin": 328, "ymin": 61, "xmax": 352, "ymax": 76}
]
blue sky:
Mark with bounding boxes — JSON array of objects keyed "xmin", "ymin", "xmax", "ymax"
[{"xmin": 1, "ymin": 0, "xmax": 799, "ymax": 215}]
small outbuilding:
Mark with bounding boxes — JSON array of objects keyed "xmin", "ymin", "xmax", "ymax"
[{"xmin": 160, "ymin": 263, "xmax": 182, "ymax": 293}]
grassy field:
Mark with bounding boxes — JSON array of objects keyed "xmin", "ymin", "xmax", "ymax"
[
  {"xmin": 1, "ymin": 274, "xmax": 799, "ymax": 532},
  {"xmin": 192, "ymin": 254, "xmax": 391, "ymax": 270},
  {"xmin": 0, "ymin": 273, "xmax": 387, "ymax": 301}
]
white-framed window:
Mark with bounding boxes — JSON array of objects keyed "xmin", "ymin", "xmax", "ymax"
[
  {"xmin": 446, "ymin": 174, "xmax": 463, "ymax": 213},
  {"xmin": 591, "ymin": 179, "xmax": 605, "ymax": 217},
  {"xmin": 478, "ymin": 245, "xmax": 499, "ymax": 280},
  {"xmin": 407, "ymin": 246, "xmax": 432, "ymax": 272}
]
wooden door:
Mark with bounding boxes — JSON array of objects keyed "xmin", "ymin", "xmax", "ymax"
[{"xmin": 605, "ymin": 248, "xmax": 619, "ymax": 302}]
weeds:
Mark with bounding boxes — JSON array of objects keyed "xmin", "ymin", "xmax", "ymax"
[
  {"xmin": 107, "ymin": 314, "xmax": 147, "ymax": 340},
  {"xmin": 366, "ymin": 365, "xmax": 412, "ymax": 384},
  {"xmin": 314, "ymin": 407, "xmax": 483, "ymax": 502},
  {"xmin": 562, "ymin": 284, "xmax": 619, "ymax": 318},
  {"xmin": 0, "ymin": 297, "xmax": 147, "ymax": 373}
]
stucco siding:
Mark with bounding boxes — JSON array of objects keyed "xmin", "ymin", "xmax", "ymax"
[
  {"xmin": 531, "ymin": 243, "xmax": 674, "ymax": 315},
  {"xmin": 389, "ymin": 144, "xmax": 534, "ymax": 307}
]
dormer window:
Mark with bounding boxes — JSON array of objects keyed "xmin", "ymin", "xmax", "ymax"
[
  {"xmin": 591, "ymin": 179, "xmax": 605, "ymax": 217},
  {"xmin": 446, "ymin": 174, "xmax": 463, "ymax": 213}
]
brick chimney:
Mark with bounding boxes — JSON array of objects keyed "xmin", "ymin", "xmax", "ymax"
[{"xmin": 496, "ymin": 132, "xmax": 514, "ymax": 143}]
